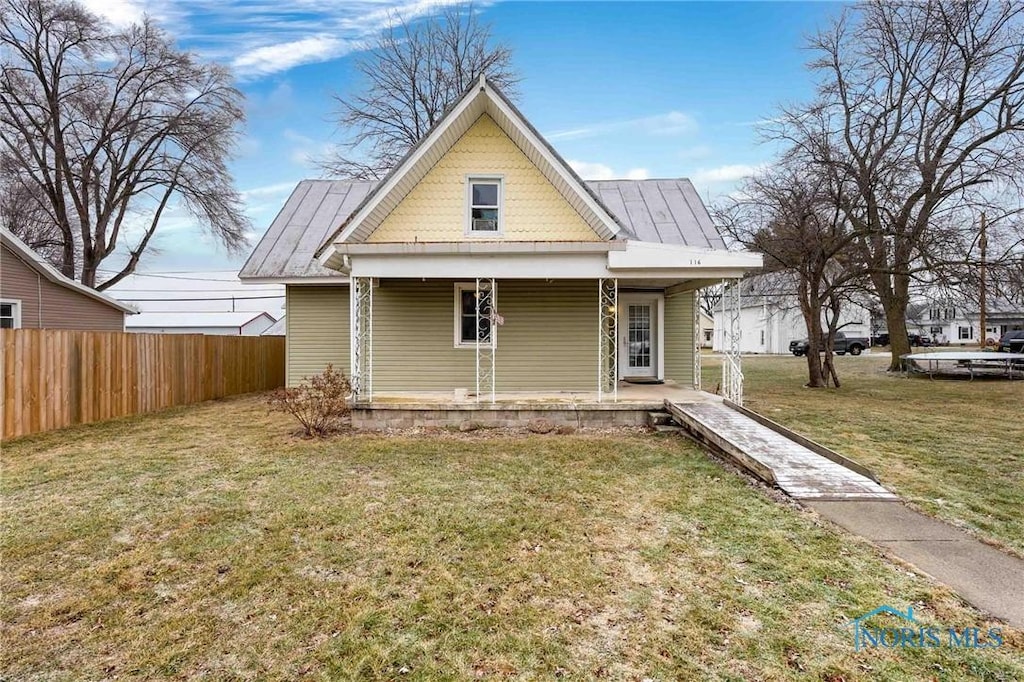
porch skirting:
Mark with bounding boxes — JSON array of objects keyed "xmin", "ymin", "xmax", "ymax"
[{"xmin": 351, "ymin": 401, "xmax": 657, "ymax": 430}]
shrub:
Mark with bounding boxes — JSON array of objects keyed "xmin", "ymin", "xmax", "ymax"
[{"xmin": 267, "ymin": 364, "xmax": 352, "ymax": 437}]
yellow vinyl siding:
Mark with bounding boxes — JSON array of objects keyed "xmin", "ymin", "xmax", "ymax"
[
  {"xmin": 286, "ymin": 285, "xmax": 349, "ymax": 386},
  {"xmin": 372, "ymin": 279, "xmax": 597, "ymax": 392},
  {"xmin": 664, "ymin": 289, "xmax": 696, "ymax": 387},
  {"xmin": 367, "ymin": 114, "xmax": 602, "ymax": 243}
]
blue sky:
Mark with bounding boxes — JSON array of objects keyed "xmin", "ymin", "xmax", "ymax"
[{"xmin": 85, "ymin": 0, "xmax": 847, "ymax": 275}]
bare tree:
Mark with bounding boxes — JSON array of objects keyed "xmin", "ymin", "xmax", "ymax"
[
  {"xmin": 719, "ymin": 164, "xmax": 866, "ymax": 388},
  {"xmin": 323, "ymin": 4, "xmax": 518, "ymax": 179},
  {"xmin": 0, "ymin": 155, "xmax": 65, "ymax": 264},
  {"xmin": 774, "ymin": 0, "xmax": 1024, "ymax": 370},
  {"xmin": 1, "ymin": 0, "xmax": 249, "ymax": 289}
]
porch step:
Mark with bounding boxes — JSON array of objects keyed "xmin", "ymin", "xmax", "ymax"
[
  {"xmin": 653, "ymin": 424, "xmax": 685, "ymax": 434},
  {"xmin": 647, "ymin": 411, "xmax": 674, "ymax": 427}
]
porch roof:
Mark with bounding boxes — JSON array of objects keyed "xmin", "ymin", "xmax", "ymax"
[{"xmin": 342, "ymin": 240, "xmax": 762, "ymax": 281}]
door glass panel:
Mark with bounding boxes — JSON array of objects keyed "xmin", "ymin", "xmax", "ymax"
[{"xmin": 628, "ymin": 304, "xmax": 652, "ymax": 368}]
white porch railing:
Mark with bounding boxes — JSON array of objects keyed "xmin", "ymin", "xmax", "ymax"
[
  {"xmin": 720, "ymin": 278, "xmax": 743, "ymax": 405},
  {"xmin": 598, "ymin": 278, "xmax": 618, "ymax": 402}
]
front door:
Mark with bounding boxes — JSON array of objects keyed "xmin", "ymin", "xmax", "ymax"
[{"xmin": 620, "ymin": 296, "xmax": 658, "ymax": 378}]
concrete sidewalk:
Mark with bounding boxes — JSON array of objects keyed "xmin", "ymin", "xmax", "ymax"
[{"xmin": 809, "ymin": 500, "xmax": 1024, "ymax": 629}]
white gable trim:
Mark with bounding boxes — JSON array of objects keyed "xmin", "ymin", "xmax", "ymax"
[
  {"xmin": 318, "ymin": 76, "xmax": 622, "ymax": 271},
  {"xmin": 484, "ymin": 85, "xmax": 622, "ymax": 239}
]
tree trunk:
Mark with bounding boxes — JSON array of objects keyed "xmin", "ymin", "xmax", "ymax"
[
  {"xmin": 885, "ymin": 304, "xmax": 912, "ymax": 370},
  {"xmin": 799, "ymin": 282, "xmax": 827, "ymax": 388}
]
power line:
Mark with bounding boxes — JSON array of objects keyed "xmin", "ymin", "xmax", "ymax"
[
  {"xmin": 98, "ymin": 270, "xmax": 251, "ymax": 282},
  {"xmin": 119, "ymin": 295, "xmax": 284, "ymax": 302}
]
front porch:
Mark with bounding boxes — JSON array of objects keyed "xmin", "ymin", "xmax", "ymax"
[
  {"xmin": 345, "ymin": 273, "xmax": 748, "ymax": 407},
  {"xmin": 350, "ymin": 380, "xmax": 720, "ymax": 430}
]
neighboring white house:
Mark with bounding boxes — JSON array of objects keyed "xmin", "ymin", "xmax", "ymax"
[
  {"xmin": 126, "ymin": 311, "xmax": 277, "ymax": 336},
  {"xmin": 698, "ymin": 310, "xmax": 714, "ymax": 348},
  {"xmin": 910, "ymin": 298, "xmax": 1024, "ymax": 346},
  {"xmin": 106, "ymin": 271, "xmax": 285, "ymax": 334},
  {"xmin": 712, "ymin": 277, "xmax": 873, "ymax": 354},
  {"xmin": 261, "ymin": 315, "xmax": 286, "ymax": 336}
]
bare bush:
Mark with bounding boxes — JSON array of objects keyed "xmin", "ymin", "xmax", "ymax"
[{"xmin": 267, "ymin": 365, "xmax": 352, "ymax": 437}]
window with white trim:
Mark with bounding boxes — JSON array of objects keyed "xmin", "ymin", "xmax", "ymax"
[
  {"xmin": 454, "ymin": 283, "xmax": 492, "ymax": 346},
  {"xmin": 467, "ymin": 178, "xmax": 501, "ymax": 234},
  {"xmin": 958, "ymin": 326, "xmax": 973, "ymax": 340},
  {"xmin": 0, "ymin": 299, "xmax": 21, "ymax": 329}
]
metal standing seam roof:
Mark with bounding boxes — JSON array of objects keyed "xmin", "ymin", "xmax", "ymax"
[{"xmin": 239, "ymin": 178, "xmax": 728, "ymax": 280}]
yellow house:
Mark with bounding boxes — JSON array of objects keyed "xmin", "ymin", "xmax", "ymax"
[{"xmin": 240, "ymin": 76, "xmax": 761, "ymax": 428}]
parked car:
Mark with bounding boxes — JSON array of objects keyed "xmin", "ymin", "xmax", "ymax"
[
  {"xmin": 908, "ymin": 333, "xmax": 932, "ymax": 347},
  {"xmin": 873, "ymin": 333, "xmax": 931, "ymax": 347},
  {"xmin": 790, "ymin": 331, "xmax": 870, "ymax": 356},
  {"xmin": 996, "ymin": 330, "xmax": 1024, "ymax": 353}
]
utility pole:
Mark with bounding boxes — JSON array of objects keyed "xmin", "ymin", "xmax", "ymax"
[{"xmin": 979, "ymin": 212, "xmax": 987, "ymax": 348}]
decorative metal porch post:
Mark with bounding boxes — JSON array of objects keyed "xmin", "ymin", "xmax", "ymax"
[
  {"xmin": 475, "ymin": 277, "xmax": 496, "ymax": 403},
  {"xmin": 721, "ymin": 278, "xmax": 743, "ymax": 405},
  {"xmin": 350, "ymin": 277, "xmax": 373, "ymax": 401},
  {"xmin": 598, "ymin": 278, "xmax": 618, "ymax": 402},
  {"xmin": 693, "ymin": 290, "xmax": 702, "ymax": 390}
]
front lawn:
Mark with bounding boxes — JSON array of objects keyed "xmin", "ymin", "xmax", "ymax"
[
  {"xmin": 703, "ymin": 353, "xmax": 1024, "ymax": 557},
  {"xmin": 2, "ymin": 396, "xmax": 1021, "ymax": 679}
]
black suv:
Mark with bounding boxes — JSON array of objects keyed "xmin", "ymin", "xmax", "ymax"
[{"xmin": 997, "ymin": 330, "xmax": 1024, "ymax": 353}]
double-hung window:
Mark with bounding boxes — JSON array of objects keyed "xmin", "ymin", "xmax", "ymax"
[
  {"xmin": 455, "ymin": 283, "xmax": 492, "ymax": 347},
  {"xmin": 467, "ymin": 177, "xmax": 502, "ymax": 235},
  {"xmin": 0, "ymin": 299, "xmax": 21, "ymax": 328}
]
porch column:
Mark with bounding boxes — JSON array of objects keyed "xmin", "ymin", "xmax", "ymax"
[
  {"xmin": 693, "ymin": 290, "xmax": 702, "ymax": 390},
  {"xmin": 721, "ymin": 278, "xmax": 743, "ymax": 405},
  {"xmin": 475, "ymin": 277, "xmax": 496, "ymax": 403},
  {"xmin": 350, "ymin": 276, "xmax": 373, "ymax": 401},
  {"xmin": 598, "ymin": 278, "xmax": 618, "ymax": 402}
]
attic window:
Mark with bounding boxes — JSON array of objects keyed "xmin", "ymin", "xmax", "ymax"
[{"xmin": 467, "ymin": 177, "xmax": 502, "ymax": 235}]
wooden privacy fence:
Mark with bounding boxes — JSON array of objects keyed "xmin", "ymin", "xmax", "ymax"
[{"xmin": 2, "ymin": 329, "xmax": 285, "ymax": 440}]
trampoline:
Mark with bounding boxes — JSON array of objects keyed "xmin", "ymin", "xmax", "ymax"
[{"xmin": 901, "ymin": 351, "xmax": 1024, "ymax": 380}]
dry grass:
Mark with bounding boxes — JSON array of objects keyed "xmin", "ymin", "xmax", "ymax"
[
  {"xmin": 703, "ymin": 352, "xmax": 1024, "ymax": 557},
  {"xmin": 3, "ymin": 395, "xmax": 1022, "ymax": 680}
]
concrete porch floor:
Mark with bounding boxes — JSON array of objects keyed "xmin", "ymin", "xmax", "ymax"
[{"xmin": 357, "ymin": 380, "xmax": 718, "ymax": 409}]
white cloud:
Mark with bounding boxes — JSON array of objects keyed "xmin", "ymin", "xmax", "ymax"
[
  {"xmin": 692, "ymin": 164, "xmax": 764, "ymax": 184},
  {"xmin": 167, "ymin": 0, "xmax": 473, "ymax": 80},
  {"xmin": 548, "ymin": 111, "xmax": 698, "ymax": 141},
  {"xmin": 233, "ymin": 36, "xmax": 351, "ymax": 78},
  {"xmin": 569, "ymin": 160, "xmax": 650, "ymax": 181},
  {"xmin": 80, "ymin": 0, "xmax": 146, "ymax": 27},
  {"xmin": 677, "ymin": 144, "xmax": 713, "ymax": 161},
  {"xmin": 240, "ymin": 181, "xmax": 301, "ymax": 199}
]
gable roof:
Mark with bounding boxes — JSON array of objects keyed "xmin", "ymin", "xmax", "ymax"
[
  {"xmin": 240, "ymin": 180, "xmax": 375, "ymax": 280},
  {"xmin": 1, "ymin": 227, "xmax": 136, "ymax": 314},
  {"xmin": 239, "ymin": 178, "xmax": 728, "ymax": 281},
  {"xmin": 589, "ymin": 179, "xmax": 726, "ymax": 249},
  {"xmin": 315, "ymin": 75, "xmax": 627, "ymax": 268}
]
